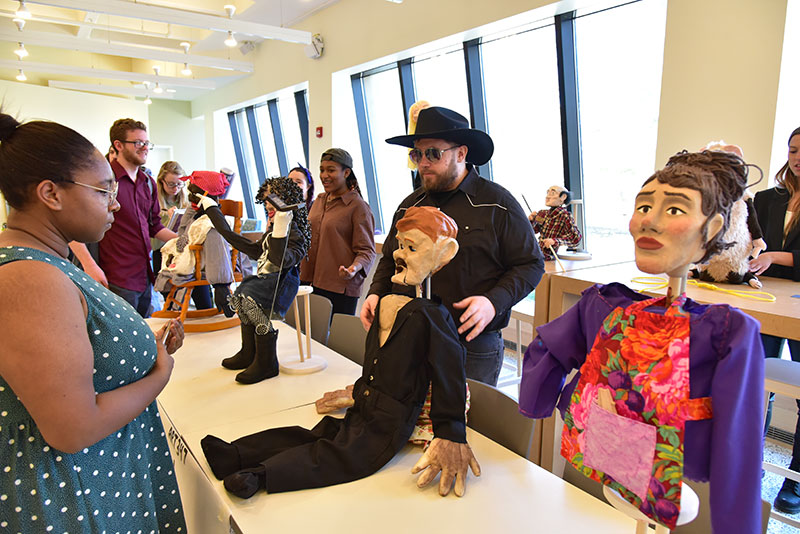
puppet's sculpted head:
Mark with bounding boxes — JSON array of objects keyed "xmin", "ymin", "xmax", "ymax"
[
  {"xmin": 392, "ymin": 206, "xmax": 459, "ymax": 287},
  {"xmin": 630, "ymin": 150, "xmax": 749, "ymax": 277},
  {"xmin": 545, "ymin": 185, "xmax": 569, "ymax": 208}
]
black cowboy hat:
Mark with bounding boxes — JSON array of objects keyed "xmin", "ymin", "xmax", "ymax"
[{"xmin": 385, "ymin": 106, "xmax": 494, "ymax": 166}]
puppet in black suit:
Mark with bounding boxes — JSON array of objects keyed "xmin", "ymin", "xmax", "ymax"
[
  {"xmin": 751, "ymin": 126, "xmax": 800, "ymax": 514},
  {"xmin": 201, "ymin": 206, "xmax": 480, "ymax": 498}
]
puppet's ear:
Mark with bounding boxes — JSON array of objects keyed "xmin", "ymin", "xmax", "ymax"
[
  {"xmin": 706, "ymin": 213, "xmax": 724, "ymax": 242},
  {"xmin": 432, "ymin": 237, "xmax": 459, "ymax": 274}
]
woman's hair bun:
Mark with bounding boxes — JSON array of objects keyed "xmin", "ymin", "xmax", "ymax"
[{"xmin": 0, "ymin": 113, "xmax": 20, "ymax": 142}]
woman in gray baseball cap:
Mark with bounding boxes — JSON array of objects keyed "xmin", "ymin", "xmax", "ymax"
[{"xmin": 300, "ymin": 148, "xmax": 376, "ymax": 315}]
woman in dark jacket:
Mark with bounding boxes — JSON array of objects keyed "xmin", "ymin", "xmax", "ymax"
[{"xmin": 751, "ymin": 126, "xmax": 800, "ymax": 514}]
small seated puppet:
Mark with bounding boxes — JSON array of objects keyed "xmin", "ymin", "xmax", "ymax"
[
  {"xmin": 529, "ymin": 185, "xmax": 582, "ymax": 260},
  {"xmin": 154, "ymin": 170, "xmax": 235, "ymax": 315},
  {"xmin": 200, "ymin": 206, "xmax": 480, "ymax": 498},
  {"xmin": 688, "ymin": 141, "xmax": 766, "ymax": 288}
]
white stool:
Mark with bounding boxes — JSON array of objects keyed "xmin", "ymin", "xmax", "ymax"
[
  {"xmin": 603, "ymin": 484, "xmax": 698, "ymax": 534},
  {"xmin": 280, "ymin": 285, "xmax": 327, "ymax": 374}
]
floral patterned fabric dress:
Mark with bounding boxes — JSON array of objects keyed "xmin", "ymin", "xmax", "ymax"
[
  {"xmin": 0, "ymin": 246, "xmax": 186, "ymax": 534},
  {"xmin": 518, "ymin": 282, "xmax": 764, "ymax": 534},
  {"xmin": 560, "ymin": 293, "xmax": 712, "ymax": 528}
]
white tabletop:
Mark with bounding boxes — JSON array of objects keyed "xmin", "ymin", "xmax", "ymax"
[{"xmin": 152, "ymin": 319, "xmax": 635, "ymax": 533}]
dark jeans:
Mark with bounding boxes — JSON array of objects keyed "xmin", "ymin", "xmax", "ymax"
[
  {"xmin": 762, "ymin": 333, "xmax": 800, "ymax": 470},
  {"xmin": 109, "ymin": 282, "xmax": 153, "ymax": 318},
  {"xmin": 462, "ymin": 330, "xmax": 504, "ymax": 386},
  {"xmin": 310, "ymin": 286, "xmax": 358, "ymax": 316}
]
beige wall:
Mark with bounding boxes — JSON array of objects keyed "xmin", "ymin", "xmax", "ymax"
[
  {"xmin": 147, "ymin": 99, "xmax": 206, "ymax": 174},
  {"xmin": 0, "ymin": 81, "xmax": 147, "ymax": 226},
  {"xmin": 191, "ymin": 0, "xmax": 790, "ymax": 193},
  {"xmin": 656, "ymin": 0, "xmax": 787, "ymax": 185}
]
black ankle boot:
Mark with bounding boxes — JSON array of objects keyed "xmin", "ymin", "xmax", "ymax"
[
  {"xmin": 224, "ymin": 465, "xmax": 267, "ymax": 499},
  {"xmin": 222, "ymin": 324, "xmax": 256, "ymax": 370},
  {"xmin": 213, "ymin": 283, "xmax": 235, "ymax": 317},
  {"xmin": 236, "ymin": 329, "xmax": 279, "ymax": 384},
  {"xmin": 774, "ymin": 478, "xmax": 800, "ymax": 514}
]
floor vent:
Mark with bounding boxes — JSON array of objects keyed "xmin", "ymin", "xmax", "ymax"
[{"xmin": 767, "ymin": 426, "xmax": 795, "ymax": 447}]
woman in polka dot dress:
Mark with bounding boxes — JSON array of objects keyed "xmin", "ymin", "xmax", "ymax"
[{"xmin": 0, "ymin": 114, "xmax": 187, "ymax": 533}]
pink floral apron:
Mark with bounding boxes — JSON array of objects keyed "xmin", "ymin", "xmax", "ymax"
[{"xmin": 560, "ymin": 294, "xmax": 712, "ymax": 528}]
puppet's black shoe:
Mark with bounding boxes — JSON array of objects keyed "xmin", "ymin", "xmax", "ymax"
[
  {"xmin": 224, "ymin": 466, "xmax": 266, "ymax": 499},
  {"xmin": 222, "ymin": 324, "xmax": 256, "ymax": 370},
  {"xmin": 774, "ymin": 479, "xmax": 800, "ymax": 514},
  {"xmin": 236, "ymin": 330, "xmax": 279, "ymax": 384},
  {"xmin": 213, "ymin": 283, "xmax": 235, "ymax": 317},
  {"xmin": 200, "ymin": 435, "xmax": 242, "ymax": 480}
]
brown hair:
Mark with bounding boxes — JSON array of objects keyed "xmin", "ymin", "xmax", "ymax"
[
  {"xmin": 396, "ymin": 206, "xmax": 458, "ymax": 243},
  {"xmin": 109, "ymin": 118, "xmax": 147, "ymax": 145},
  {"xmin": 641, "ymin": 150, "xmax": 750, "ymax": 263},
  {"xmin": 775, "ymin": 127, "xmax": 800, "ymax": 235},
  {"xmin": 156, "ymin": 161, "xmax": 188, "ymax": 210}
]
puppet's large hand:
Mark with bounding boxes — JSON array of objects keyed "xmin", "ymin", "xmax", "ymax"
[
  {"xmin": 272, "ymin": 210, "xmax": 293, "ymax": 239},
  {"xmin": 411, "ymin": 438, "xmax": 480, "ymax": 497},
  {"xmin": 750, "ymin": 238, "xmax": 766, "ymax": 259},
  {"xmin": 196, "ymin": 195, "xmax": 218, "ymax": 211}
]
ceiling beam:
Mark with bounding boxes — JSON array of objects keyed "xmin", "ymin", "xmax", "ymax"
[
  {"xmin": 48, "ymin": 80, "xmax": 175, "ymax": 99},
  {"xmin": 26, "ymin": 0, "xmax": 312, "ymax": 44},
  {"xmin": 0, "ymin": 28, "xmax": 254, "ymax": 72},
  {"xmin": 0, "ymin": 59, "xmax": 217, "ymax": 89}
]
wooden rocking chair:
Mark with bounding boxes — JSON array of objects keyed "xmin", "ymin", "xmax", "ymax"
[{"xmin": 152, "ymin": 199, "xmax": 244, "ymax": 332}]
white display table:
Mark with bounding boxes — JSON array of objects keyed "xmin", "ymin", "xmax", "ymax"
[{"xmin": 152, "ymin": 320, "xmax": 636, "ymax": 533}]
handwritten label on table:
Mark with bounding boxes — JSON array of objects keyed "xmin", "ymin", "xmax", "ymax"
[{"xmin": 166, "ymin": 424, "xmax": 189, "ymax": 464}]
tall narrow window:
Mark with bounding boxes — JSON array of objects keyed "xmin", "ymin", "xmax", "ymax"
[
  {"xmin": 279, "ymin": 97, "xmax": 306, "ymax": 169},
  {"xmin": 413, "ymin": 45, "xmax": 471, "ymax": 121},
  {"xmin": 482, "ymin": 23, "xmax": 563, "ymax": 210},
  {"xmin": 254, "ymin": 105, "xmax": 281, "ymax": 179},
  {"xmin": 575, "ymin": 0, "xmax": 668, "ymax": 250}
]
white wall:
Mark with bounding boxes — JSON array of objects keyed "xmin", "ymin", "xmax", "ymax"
[
  {"xmin": 0, "ymin": 80, "xmax": 147, "ymax": 225},
  {"xmin": 147, "ymin": 99, "xmax": 206, "ymax": 175}
]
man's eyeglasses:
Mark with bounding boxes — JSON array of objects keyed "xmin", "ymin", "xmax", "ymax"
[
  {"xmin": 64, "ymin": 180, "xmax": 119, "ymax": 206},
  {"xmin": 120, "ymin": 140, "xmax": 154, "ymax": 150},
  {"xmin": 408, "ymin": 145, "xmax": 460, "ymax": 164},
  {"xmin": 165, "ymin": 181, "xmax": 184, "ymax": 189}
]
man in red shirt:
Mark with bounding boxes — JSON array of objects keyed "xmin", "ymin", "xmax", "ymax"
[{"xmin": 72, "ymin": 119, "xmax": 177, "ymax": 317}]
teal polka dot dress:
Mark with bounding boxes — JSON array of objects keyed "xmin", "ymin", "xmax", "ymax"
[{"xmin": 0, "ymin": 247, "xmax": 186, "ymax": 533}]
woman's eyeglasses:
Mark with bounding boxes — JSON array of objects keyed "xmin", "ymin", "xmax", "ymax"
[
  {"xmin": 64, "ymin": 180, "xmax": 119, "ymax": 206},
  {"xmin": 165, "ymin": 181, "xmax": 184, "ymax": 189},
  {"xmin": 408, "ymin": 145, "xmax": 460, "ymax": 164}
]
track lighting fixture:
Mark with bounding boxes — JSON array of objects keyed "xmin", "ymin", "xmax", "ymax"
[
  {"xmin": 16, "ymin": 68, "xmax": 26, "ymax": 82},
  {"xmin": 14, "ymin": 42, "xmax": 28, "ymax": 58},
  {"xmin": 143, "ymin": 95, "xmax": 152, "ymax": 105},
  {"xmin": 15, "ymin": 1, "xmax": 31, "ymax": 20},
  {"xmin": 181, "ymin": 63, "xmax": 192, "ymax": 76},
  {"xmin": 224, "ymin": 30, "xmax": 237, "ymax": 47},
  {"xmin": 13, "ymin": 17, "xmax": 25, "ymax": 31}
]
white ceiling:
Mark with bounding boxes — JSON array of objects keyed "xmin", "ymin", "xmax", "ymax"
[{"xmin": 0, "ymin": 0, "xmax": 339, "ymax": 102}]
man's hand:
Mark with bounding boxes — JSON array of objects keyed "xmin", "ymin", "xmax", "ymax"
[
  {"xmin": 338, "ymin": 264, "xmax": 358, "ymax": 280},
  {"xmin": 156, "ymin": 319, "xmax": 184, "ymax": 354},
  {"xmin": 411, "ymin": 438, "xmax": 481, "ymax": 497},
  {"xmin": 360, "ymin": 294, "xmax": 379, "ymax": 331},
  {"xmin": 452, "ymin": 296, "xmax": 495, "ymax": 342},
  {"xmin": 541, "ymin": 238, "xmax": 556, "ymax": 249}
]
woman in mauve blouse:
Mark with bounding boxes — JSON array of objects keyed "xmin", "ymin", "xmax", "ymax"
[{"xmin": 300, "ymin": 148, "xmax": 375, "ymax": 315}]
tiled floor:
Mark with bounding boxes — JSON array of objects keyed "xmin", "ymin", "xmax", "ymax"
[{"xmin": 498, "ymin": 354, "xmax": 799, "ymax": 534}]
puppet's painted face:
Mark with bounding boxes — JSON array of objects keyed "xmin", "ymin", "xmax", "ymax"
[
  {"xmin": 545, "ymin": 186, "xmax": 565, "ymax": 207},
  {"xmin": 392, "ymin": 228, "xmax": 439, "ymax": 287},
  {"xmin": 629, "ymin": 180, "xmax": 712, "ymax": 278}
]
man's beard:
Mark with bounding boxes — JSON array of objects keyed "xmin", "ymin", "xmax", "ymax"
[{"xmin": 421, "ymin": 162, "xmax": 459, "ymax": 193}]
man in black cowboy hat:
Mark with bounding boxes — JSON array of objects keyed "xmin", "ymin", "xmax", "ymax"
[{"xmin": 361, "ymin": 106, "xmax": 545, "ymax": 385}]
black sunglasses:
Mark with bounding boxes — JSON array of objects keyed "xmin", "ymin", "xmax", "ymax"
[{"xmin": 408, "ymin": 146, "xmax": 460, "ymax": 164}]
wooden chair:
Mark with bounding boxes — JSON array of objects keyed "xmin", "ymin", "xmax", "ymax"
[
  {"xmin": 152, "ymin": 199, "xmax": 244, "ymax": 332},
  {"xmin": 465, "ymin": 378, "xmax": 536, "ymax": 460},
  {"xmin": 327, "ymin": 313, "xmax": 367, "ymax": 365}
]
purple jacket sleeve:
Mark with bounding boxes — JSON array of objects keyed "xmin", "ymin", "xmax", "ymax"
[{"xmin": 707, "ymin": 309, "xmax": 764, "ymax": 534}]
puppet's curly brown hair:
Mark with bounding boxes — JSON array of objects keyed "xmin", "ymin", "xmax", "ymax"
[
  {"xmin": 641, "ymin": 149, "xmax": 755, "ymax": 264},
  {"xmin": 256, "ymin": 176, "xmax": 311, "ymax": 254}
]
